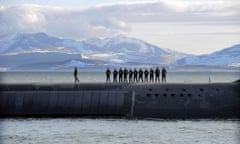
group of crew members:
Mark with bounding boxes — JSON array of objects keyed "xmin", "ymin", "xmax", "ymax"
[{"xmin": 106, "ymin": 67, "xmax": 167, "ymax": 83}]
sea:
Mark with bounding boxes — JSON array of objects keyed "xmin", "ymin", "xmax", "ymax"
[
  {"xmin": 0, "ymin": 119, "xmax": 239, "ymax": 144},
  {"xmin": 0, "ymin": 72, "xmax": 239, "ymax": 144}
]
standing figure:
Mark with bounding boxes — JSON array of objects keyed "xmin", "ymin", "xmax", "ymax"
[
  {"xmin": 150, "ymin": 68, "xmax": 154, "ymax": 83},
  {"xmin": 119, "ymin": 68, "xmax": 123, "ymax": 83},
  {"xmin": 113, "ymin": 68, "xmax": 118, "ymax": 83},
  {"xmin": 133, "ymin": 68, "xmax": 138, "ymax": 83},
  {"xmin": 123, "ymin": 68, "xmax": 128, "ymax": 83},
  {"xmin": 129, "ymin": 69, "xmax": 133, "ymax": 83},
  {"xmin": 106, "ymin": 68, "xmax": 111, "ymax": 83},
  {"xmin": 155, "ymin": 67, "xmax": 160, "ymax": 83},
  {"xmin": 162, "ymin": 67, "xmax": 167, "ymax": 83},
  {"xmin": 74, "ymin": 66, "xmax": 79, "ymax": 84},
  {"xmin": 144, "ymin": 68, "xmax": 149, "ymax": 83},
  {"xmin": 139, "ymin": 68, "xmax": 143, "ymax": 83}
]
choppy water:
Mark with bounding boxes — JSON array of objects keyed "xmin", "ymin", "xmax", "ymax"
[
  {"xmin": 0, "ymin": 119, "xmax": 239, "ymax": 144},
  {"xmin": 0, "ymin": 72, "xmax": 239, "ymax": 84}
]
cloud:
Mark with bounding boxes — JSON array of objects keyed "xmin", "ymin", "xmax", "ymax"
[
  {"xmin": 0, "ymin": 4, "xmax": 130, "ymax": 38},
  {"xmin": 0, "ymin": 5, "xmax": 46, "ymax": 34},
  {"xmin": 0, "ymin": 0, "xmax": 239, "ymax": 38},
  {"xmin": 86, "ymin": 0, "xmax": 240, "ymax": 21}
]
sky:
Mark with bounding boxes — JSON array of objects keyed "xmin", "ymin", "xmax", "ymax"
[{"xmin": 0, "ymin": 0, "xmax": 240, "ymax": 55}]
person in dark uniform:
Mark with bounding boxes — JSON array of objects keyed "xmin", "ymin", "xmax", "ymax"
[
  {"xmin": 106, "ymin": 68, "xmax": 111, "ymax": 83},
  {"xmin": 139, "ymin": 68, "xmax": 143, "ymax": 83},
  {"xmin": 74, "ymin": 66, "xmax": 79, "ymax": 84},
  {"xmin": 113, "ymin": 68, "xmax": 118, "ymax": 83},
  {"xmin": 155, "ymin": 67, "xmax": 160, "ymax": 83},
  {"xmin": 150, "ymin": 68, "xmax": 154, "ymax": 83},
  {"xmin": 119, "ymin": 68, "xmax": 123, "ymax": 83},
  {"xmin": 123, "ymin": 68, "xmax": 128, "ymax": 83},
  {"xmin": 128, "ymin": 69, "xmax": 133, "ymax": 83},
  {"xmin": 144, "ymin": 68, "xmax": 149, "ymax": 83},
  {"xmin": 162, "ymin": 67, "xmax": 167, "ymax": 83},
  {"xmin": 133, "ymin": 68, "xmax": 138, "ymax": 83}
]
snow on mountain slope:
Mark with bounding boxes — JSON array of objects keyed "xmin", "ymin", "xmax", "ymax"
[
  {"xmin": 173, "ymin": 44, "xmax": 240, "ymax": 67},
  {"xmin": 0, "ymin": 33, "xmax": 83, "ymax": 54},
  {"xmin": 0, "ymin": 32, "xmax": 187, "ymax": 65},
  {"xmin": 83, "ymin": 35, "xmax": 188, "ymax": 64},
  {"xmin": 0, "ymin": 32, "xmax": 239, "ymax": 71},
  {"xmin": 0, "ymin": 34, "xmax": 19, "ymax": 53}
]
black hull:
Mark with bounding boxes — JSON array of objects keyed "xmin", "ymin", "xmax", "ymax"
[{"xmin": 1, "ymin": 83, "xmax": 239, "ymax": 119}]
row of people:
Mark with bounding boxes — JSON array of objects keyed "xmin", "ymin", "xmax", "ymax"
[{"xmin": 106, "ymin": 67, "xmax": 167, "ymax": 83}]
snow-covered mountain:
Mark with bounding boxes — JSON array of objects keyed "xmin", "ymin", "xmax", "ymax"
[
  {"xmin": 0, "ymin": 33, "xmax": 92, "ymax": 54},
  {"xmin": 0, "ymin": 32, "xmax": 188, "ymax": 71},
  {"xmin": 0, "ymin": 32, "xmax": 239, "ymax": 71},
  {"xmin": 173, "ymin": 44, "xmax": 240, "ymax": 68}
]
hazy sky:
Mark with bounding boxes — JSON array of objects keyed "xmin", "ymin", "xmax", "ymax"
[{"xmin": 0, "ymin": 0, "xmax": 239, "ymax": 55}]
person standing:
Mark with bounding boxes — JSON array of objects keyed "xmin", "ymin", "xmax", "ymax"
[
  {"xmin": 113, "ymin": 68, "xmax": 118, "ymax": 83},
  {"xmin": 150, "ymin": 68, "xmax": 154, "ymax": 83},
  {"xmin": 119, "ymin": 68, "xmax": 123, "ymax": 83},
  {"xmin": 74, "ymin": 66, "xmax": 79, "ymax": 84},
  {"xmin": 129, "ymin": 69, "xmax": 133, "ymax": 83},
  {"xmin": 155, "ymin": 67, "xmax": 160, "ymax": 83},
  {"xmin": 162, "ymin": 67, "xmax": 167, "ymax": 83},
  {"xmin": 106, "ymin": 68, "xmax": 111, "ymax": 83},
  {"xmin": 133, "ymin": 68, "xmax": 138, "ymax": 83},
  {"xmin": 144, "ymin": 68, "xmax": 149, "ymax": 83},
  {"xmin": 139, "ymin": 68, "xmax": 143, "ymax": 83},
  {"xmin": 124, "ymin": 68, "xmax": 128, "ymax": 83}
]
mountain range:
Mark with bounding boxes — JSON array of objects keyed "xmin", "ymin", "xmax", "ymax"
[
  {"xmin": 173, "ymin": 44, "xmax": 240, "ymax": 67},
  {"xmin": 0, "ymin": 32, "xmax": 239, "ymax": 71}
]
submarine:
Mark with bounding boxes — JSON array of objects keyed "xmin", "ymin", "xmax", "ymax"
[{"xmin": 0, "ymin": 81, "xmax": 239, "ymax": 118}]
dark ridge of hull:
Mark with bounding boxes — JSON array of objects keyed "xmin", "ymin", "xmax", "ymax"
[
  {"xmin": 0, "ymin": 83, "xmax": 239, "ymax": 119},
  {"xmin": 234, "ymin": 79, "xmax": 240, "ymax": 83}
]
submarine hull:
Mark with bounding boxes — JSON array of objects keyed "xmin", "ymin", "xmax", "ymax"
[{"xmin": 0, "ymin": 83, "xmax": 239, "ymax": 118}]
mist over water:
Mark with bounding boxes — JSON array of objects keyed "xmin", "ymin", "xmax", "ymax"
[{"xmin": 0, "ymin": 72, "xmax": 239, "ymax": 84}]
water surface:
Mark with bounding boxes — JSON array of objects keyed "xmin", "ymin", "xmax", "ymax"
[{"xmin": 0, "ymin": 119, "xmax": 239, "ymax": 144}]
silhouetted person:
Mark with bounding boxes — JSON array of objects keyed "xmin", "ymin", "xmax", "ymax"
[
  {"xmin": 74, "ymin": 67, "xmax": 79, "ymax": 84},
  {"xmin": 119, "ymin": 68, "xmax": 123, "ymax": 83},
  {"xmin": 144, "ymin": 68, "xmax": 149, "ymax": 83},
  {"xmin": 106, "ymin": 68, "xmax": 111, "ymax": 83},
  {"xmin": 113, "ymin": 68, "xmax": 118, "ymax": 83},
  {"xmin": 124, "ymin": 68, "xmax": 128, "ymax": 83},
  {"xmin": 155, "ymin": 67, "xmax": 160, "ymax": 83},
  {"xmin": 150, "ymin": 68, "xmax": 154, "ymax": 83},
  {"xmin": 162, "ymin": 67, "xmax": 167, "ymax": 83},
  {"xmin": 139, "ymin": 68, "xmax": 143, "ymax": 83},
  {"xmin": 129, "ymin": 69, "xmax": 133, "ymax": 83},
  {"xmin": 133, "ymin": 68, "xmax": 138, "ymax": 83}
]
